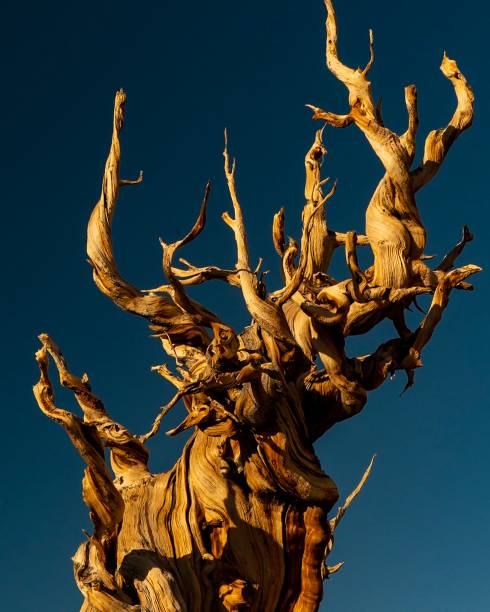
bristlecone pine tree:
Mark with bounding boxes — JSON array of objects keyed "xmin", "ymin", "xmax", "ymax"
[{"xmin": 33, "ymin": 1, "xmax": 479, "ymax": 610}]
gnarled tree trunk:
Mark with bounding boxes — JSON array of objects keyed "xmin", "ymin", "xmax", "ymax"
[{"xmin": 34, "ymin": 2, "xmax": 478, "ymax": 610}]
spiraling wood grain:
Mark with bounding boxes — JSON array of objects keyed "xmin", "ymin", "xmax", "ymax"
[{"xmin": 34, "ymin": 2, "xmax": 479, "ymax": 610}]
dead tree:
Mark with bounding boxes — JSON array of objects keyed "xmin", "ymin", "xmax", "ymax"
[{"xmin": 34, "ymin": 1, "xmax": 478, "ymax": 610}]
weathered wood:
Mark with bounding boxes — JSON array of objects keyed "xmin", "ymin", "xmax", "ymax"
[{"xmin": 34, "ymin": 2, "xmax": 479, "ymax": 610}]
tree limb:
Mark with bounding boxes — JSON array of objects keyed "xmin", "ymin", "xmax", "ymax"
[
  {"xmin": 222, "ymin": 130, "xmax": 295, "ymax": 345},
  {"xmin": 411, "ymin": 54, "xmax": 474, "ymax": 192},
  {"xmin": 86, "ymin": 90, "xmax": 210, "ymax": 349}
]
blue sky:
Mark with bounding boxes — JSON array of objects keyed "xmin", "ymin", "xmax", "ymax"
[{"xmin": 1, "ymin": 1, "xmax": 488, "ymax": 610}]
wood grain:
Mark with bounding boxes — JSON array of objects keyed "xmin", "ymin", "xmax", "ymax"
[{"xmin": 34, "ymin": 2, "xmax": 479, "ymax": 610}]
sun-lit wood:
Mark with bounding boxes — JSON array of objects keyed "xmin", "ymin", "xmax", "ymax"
[{"xmin": 34, "ymin": 2, "xmax": 479, "ymax": 610}]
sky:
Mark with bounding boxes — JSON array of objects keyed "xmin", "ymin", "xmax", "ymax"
[{"xmin": 1, "ymin": 1, "xmax": 489, "ymax": 610}]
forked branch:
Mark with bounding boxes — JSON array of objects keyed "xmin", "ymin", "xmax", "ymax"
[
  {"xmin": 33, "ymin": 341, "xmax": 124, "ymax": 538},
  {"xmin": 157, "ymin": 181, "xmax": 224, "ymax": 326},
  {"xmin": 307, "ymin": 0, "xmax": 474, "ymax": 290},
  {"xmin": 86, "ymin": 90, "xmax": 208, "ymax": 336},
  {"xmin": 34, "ymin": 334, "xmax": 149, "ymax": 483},
  {"xmin": 222, "ymin": 131, "xmax": 295, "ymax": 345},
  {"xmin": 323, "ymin": 456, "xmax": 376, "ymax": 579}
]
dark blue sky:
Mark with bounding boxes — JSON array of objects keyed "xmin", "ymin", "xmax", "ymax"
[{"xmin": 2, "ymin": 1, "xmax": 488, "ymax": 610}]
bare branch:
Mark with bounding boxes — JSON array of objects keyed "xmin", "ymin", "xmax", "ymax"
[
  {"xmin": 316, "ymin": 1, "xmax": 421, "ymax": 255},
  {"xmin": 272, "ymin": 207, "xmax": 286, "ymax": 257},
  {"xmin": 409, "ymin": 264, "xmax": 481, "ymax": 358},
  {"xmin": 312, "ymin": 0, "xmax": 443, "ymax": 287},
  {"xmin": 174, "ymin": 258, "xmax": 241, "ymax": 287},
  {"xmin": 274, "ymin": 183, "xmax": 337, "ymax": 307},
  {"xmin": 222, "ymin": 129, "xmax": 250, "ymax": 270},
  {"xmin": 86, "ymin": 90, "xmax": 200, "ymax": 330},
  {"xmin": 300, "ymin": 128, "xmax": 347, "ymax": 281},
  {"xmin": 119, "ymin": 169, "xmax": 144, "ymax": 186},
  {"xmin": 151, "ymin": 364, "xmax": 186, "ymax": 388},
  {"xmin": 330, "ymin": 455, "xmax": 376, "ymax": 532},
  {"xmin": 33, "ymin": 342, "xmax": 125, "ymax": 537},
  {"xmin": 436, "ymin": 225, "xmax": 474, "ymax": 273},
  {"xmin": 322, "ymin": 455, "xmax": 376, "ymax": 580},
  {"xmin": 411, "ymin": 54, "xmax": 474, "ymax": 192},
  {"xmin": 145, "ymin": 258, "xmax": 240, "ymax": 290},
  {"xmin": 322, "ymin": 0, "xmax": 376, "ymax": 115},
  {"xmin": 139, "ymin": 389, "xmax": 188, "ymax": 443},
  {"xmin": 400, "ymin": 85, "xmax": 419, "ymax": 161},
  {"xmin": 362, "ymin": 29, "xmax": 375, "ymax": 76},
  {"xmin": 353, "ymin": 264, "xmax": 481, "ymax": 392},
  {"xmin": 222, "ymin": 131, "xmax": 295, "ymax": 345},
  {"xmin": 344, "ymin": 231, "xmax": 368, "ymax": 302},
  {"xmin": 35, "ymin": 334, "xmax": 149, "ymax": 483},
  {"xmin": 333, "ymin": 232, "xmax": 369, "ymax": 246},
  {"xmin": 305, "ymin": 104, "xmax": 353, "ymax": 128},
  {"xmin": 158, "ymin": 181, "xmax": 224, "ymax": 326}
]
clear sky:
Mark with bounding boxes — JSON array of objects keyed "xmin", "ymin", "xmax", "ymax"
[{"xmin": 1, "ymin": 1, "xmax": 488, "ymax": 610}]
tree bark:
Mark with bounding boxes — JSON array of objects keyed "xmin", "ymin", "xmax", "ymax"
[{"xmin": 34, "ymin": 2, "xmax": 478, "ymax": 610}]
